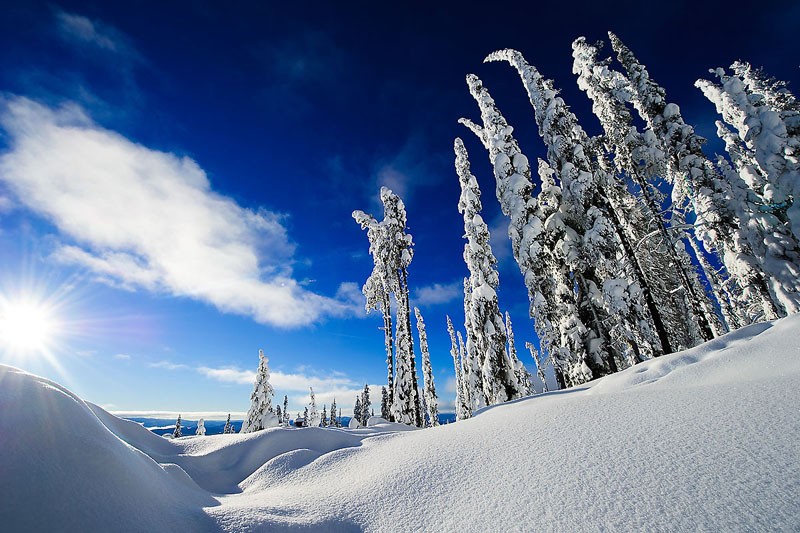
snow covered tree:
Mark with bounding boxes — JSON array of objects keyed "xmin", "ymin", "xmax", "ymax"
[
  {"xmin": 460, "ymin": 73, "xmax": 599, "ymax": 386},
  {"xmin": 447, "ymin": 315, "xmax": 469, "ymax": 420},
  {"xmin": 609, "ymin": 32, "xmax": 779, "ymax": 324},
  {"xmin": 380, "ymin": 386, "xmax": 390, "ymax": 420},
  {"xmin": 696, "ymin": 65, "xmax": 800, "ymax": 315},
  {"xmin": 354, "ymin": 187, "xmax": 422, "ymax": 426},
  {"xmin": 321, "ymin": 405, "xmax": 328, "ymax": 427},
  {"xmin": 505, "ymin": 312, "xmax": 532, "ymax": 396},
  {"xmin": 172, "ymin": 414, "xmax": 182, "ymax": 438},
  {"xmin": 360, "ymin": 384, "xmax": 371, "ymax": 425},
  {"xmin": 571, "ymin": 36, "xmax": 722, "ymax": 347},
  {"xmin": 354, "ymin": 396, "xmax": 362, "ymax": 425},
  {"xmin": 195, "ymin": 418, "xmax": 206, "ymax": 436},
  {"xmin": 307, "ymin": 387, "xmax": 320, "ymax": 427},
  {"xmin": 223, "ymin": 414, "xmax": 233, "ymax": 434},
  {"xmin": 283, "ymin": 395, "xmax": 290, "ymax": 427},
  {"xmin": 275, "ymin": 406, "xmax": 283, "ymax": 426},
  {"xmin": 526, "ymin": 341, "xmax": 550, "ymax": 393},
  {"xmin": 414, "ymin": 307, "xmax": 439, "ymax": 426},
  {"xmin": 352, "ymin": 210, "xmax": 395, "ymax": 419},
  {"xmin": 485, "ymin": 48, "xmax": 666, "ymax": 370},
  {"xmin": 241, "ymin": 349, "xmax": 278, "ymax": 433},
  {"xmin": 330, "ymin": 398, "xmax": 338, "ymax": 427},
  {"xmin": 455, "ymin": 139, "xmax": 522, "ymax": 404}
]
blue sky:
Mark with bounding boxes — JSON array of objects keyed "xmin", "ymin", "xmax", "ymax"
[{"xmin": 0, "ymin": 0, "xmax": 796, "ymax": 417}]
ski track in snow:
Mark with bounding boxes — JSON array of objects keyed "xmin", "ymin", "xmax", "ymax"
[{"xmin": 1, "ymin": 315, "xmax": 799, "ymax": 531}]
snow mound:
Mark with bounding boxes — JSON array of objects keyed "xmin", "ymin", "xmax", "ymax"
[{"xmin": 2, "ymin": 314, "xmax": 800, "ymax": 531}]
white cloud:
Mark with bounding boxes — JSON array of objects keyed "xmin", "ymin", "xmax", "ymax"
[
  {"xmin": 413, "ymin": 280, "xmax": 462, "ymax": 307},
  {"xmin": 197, "ymin": 366, "xmax": 254, "ymax": 385},
  {"xmin": 0, "ymin": 97, "xmax": 356, "ymax": 327},
  {"xmin": 55, "ymin": 11, "xmax": 129, "ymax": 54},
  {"xmin": 113, "ymin": 353, "xmax": 131, "ymax": 360},
  {"xmin": 110, "ymin": 410, "xmax": 245, "ymax": 421},
  {"xmin": 148, "ymin": 360, "xmax": 188, "ymax": 371}
]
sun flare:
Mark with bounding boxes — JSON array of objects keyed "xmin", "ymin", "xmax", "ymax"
[{"xmin": 0, "ymin": 300, "xmax": 57, "ymax": 354}]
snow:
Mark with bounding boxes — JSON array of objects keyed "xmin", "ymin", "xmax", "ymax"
[{"xmin": 3, "ymin": 315, "xmax": 800, "ymax": 531}]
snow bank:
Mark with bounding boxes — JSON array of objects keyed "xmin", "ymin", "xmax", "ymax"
[{"xmin": 2, "ymin": 315, "xmax": 799, "ymax": 531}]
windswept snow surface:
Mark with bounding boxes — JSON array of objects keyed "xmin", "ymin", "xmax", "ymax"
[{"xmin": 2, "ymin": 316, "xmax": 799, "ymax": 531}]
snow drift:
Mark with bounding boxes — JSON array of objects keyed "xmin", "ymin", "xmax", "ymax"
[{"xmin": 2, "ymin": 316, "xmax": 799, "ymax": 531}]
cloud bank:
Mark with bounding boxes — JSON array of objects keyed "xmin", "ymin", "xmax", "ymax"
[{"xmin": 0, "ymin": 97, "xmax": 355, "ymax": 327}]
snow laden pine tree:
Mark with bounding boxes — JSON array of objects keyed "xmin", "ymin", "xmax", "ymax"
[
  {"xmin": 380, "ymin": 386, "xmax": 390, "ymax": 420},
  {"xmin": 360, "ymin": 385, "xmax": 371, "ymax": 425},
  {"xmin": 172, "ymin": 414, "xmax": 182, "ymax": 438},
  {"xmin": 460, "ymin": 74, "xmax": 595, "ymax": 386},
  {"xmin": 242, "ymin": 349, "xmax": 278, "ymax": 433},
  {"xmin": 330, "ymin": 398, "xmax": 338, "ymax": 427},
  {"xmin": 505, "ymin": 312, "xmax": 532, "ymax": 396},
  {"xmin": 571, "ymin": 36, "xmax": 722, "ymax": 347},
  {"xmin": 415, "ymin": 307, "xmax": 439, "ymax": 426},
  {"xmin": 447, "ymin": 315, "xmax": 470, "ymax": 420},
  {"xmin": 283, "ymin": 395, "xmax": 290, "ymax": 427},
  {"xmin": 455, "ymin": 138, "xmax": 522, "ymax": 404},
  {"xmin": 307, "ymin": 387, "xmax": 320, "ymax": 427},
  {"xmin": 351, "ymin": 210, "xmax": 395, "ymax": 421},
  {"xmin": 353, "ymin": 187, "xmax": 422, "ymax": 426},
  {"xmin": 195, "ymin": 418, "xmax": 205, "ymax": 436},
  {"xmin": 609, "ymin": 32, "xmax": 779, "ymax": 324},
  {"xmin": 223, "ymin": 414, "xmax": 233, "ymax": 434},
  {"xmin": 485, "ymin": 48, "xmax": 665, "ymax": 369},
  {"xmin": 353, "ymin": 396, "xmax": 362, "ymax": 426},
  {"xmin": 696, "ymin": 64, "xmax": 800, "ymax": 315}
]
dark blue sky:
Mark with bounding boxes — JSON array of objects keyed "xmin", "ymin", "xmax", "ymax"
[{"xmin": 0, "ymin": 0, "xmax": 796, "ymax": 415}]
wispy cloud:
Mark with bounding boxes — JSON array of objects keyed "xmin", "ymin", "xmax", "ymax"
[
  {"xmin": 413, "ymin": 280, "xmax": 463, "ymax": 307},
  {"xmin": 0, "ymin": 97, "xmax": 357, "ymax": 327},
  {"xmin": 113, "ymin": 353, "xmax": 131, "ymax": 361},
  {"xmin": 149, "ymin": 360, "xmax": 188, "ymax": 371},
  {"xmin": 55, "ymin": 10, "xmax": 139, "ymax": 59}
]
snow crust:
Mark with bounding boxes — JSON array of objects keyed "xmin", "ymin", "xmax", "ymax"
[{"xmin": 2, "ymin": 315, "xmax": 799, "ymax": 531}]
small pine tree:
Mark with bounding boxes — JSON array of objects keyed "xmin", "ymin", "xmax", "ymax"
[
  {"xmin": 380, "ymin": 386, "xmax": 390, "ymax": 420},
  {"xmin": 195, "ymin": 418, "xmax": 206, "ymax": 436},
  {"xmin": 223, "ymin": 414, "xmax": 233, "ymax": 434},
  {"xmin": 322, "ymin": 404, "xmax": 328, "ymax": 427},
  {"xmin": 360, "ymin": 384, "xmax": 371, "ymax": 426},
  {"xmin": 172, "ymin": 414, "xmax": 182, "ymax": 438},
  {"xmin": 330, "ymin": 398, "xmax": 338, "ymax": 427},
  {"xmin": 283, "ymin": 395, "xmax": 290, "ymax": 426},
  {"xmin": 242, "ymin": 349, "xmax": 277, "ymax": 433},
  {"xmin": 275, "ymin": 406, "xmax": 283, "ymax": 426},
  {"xmin": 303, "ymin": 407, "xmax": 309, "ymax": 423},
  {"xmin": 354, "ymin": 396, "xmax": 362, "ymax": 425},
  {"xmin": 307, "ymin": 387, "xmax": 320, "ymax": 427}
]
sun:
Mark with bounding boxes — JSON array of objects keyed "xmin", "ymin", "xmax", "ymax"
[{"xmin": 0, "ymin": 299, "xmax": 58, "ymax": 354}]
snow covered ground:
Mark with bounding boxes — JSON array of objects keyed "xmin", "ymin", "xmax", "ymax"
[{"xmin": 1, "ymin": 315, "xmax": 799, "ymax": 532}]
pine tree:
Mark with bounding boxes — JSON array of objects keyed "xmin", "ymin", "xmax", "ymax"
[
  {"xmin": 380, "ymin": 386, "xmax": 390, "ymax": 420},
  {"xmin": 526, "ymin": 341, "xmax": 550, "ymax": 393},
  {"xmin": 609, "ymin": 32, "xmax": 779, "ymax": 324},
  {"xmin": 172, "ymin": 414, "xmax": 182, "ymax": 438},
  {"xmin": 696, "ymin": 65, "xmax": 800, "ymax": 315},
  {"xmin": 354, "ymin": 187, "xmax": 422, "ymax": 426},
  {"xmin": 195, "ymin": 418, "xmax": 206, "ymax": 436},
  {"xmin": 330, "ymin": 398, "xmax": 338, "ymax": 427},
  {"xmin": 352, "ymin": 210, "xmax": 395, "ymax": 420},
  {"xmin": 485, "ymin": 48, "xmax": 665, "ymax": 370},
  {"xmin": 460, "ymin": 73, "xmax": 597, "ymax": 386},
  {"xmin": 223, "ymin": 414, "xmax": 233, "ymax": 434},
  {"xmin": 447, "ymin": 315, "xmax": 469, "ymax": 420},
  {"xmin": 242, "ymin": 349, "xmax": 277, "ymax": 433},
  {"xmin": 354, "ymin": 396, "xmax": 362, "ymax": 426},
  {"xmin": 307, "ymin": 387, "xmax": 320, "ymax": 427},
  {"xmin": 275, "ymin": 406, "xmax": 283, "ymax": 426},
  {"xmin": 505, "ymin": 312, "xmax": 532, "ymax": 396},
  {"xmin": 455, "ymin": 139, "xmax": 522, "ymax": 404},
  {"xmin": 360, "ymin": 384, "xmax": 371, "ymax": 426},
  {"xmin": 283, "ymin": 395, "xmax": 289, "ymax": 427},
  {"xmin": 571, "ymin": 36, "xmax": 721, "ymax": 347},
  {"xmin": 321, "ymin": 404, "xmax": 328, "ymax": 427},
  {"xmin": 414, "ymin": 307, "xmax": 440, "ymax": 426}
]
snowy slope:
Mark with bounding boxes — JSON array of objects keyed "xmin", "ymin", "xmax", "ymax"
[{"xmin": 2, "ymin": 316, "xmax": 799, "ymax": 532}]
